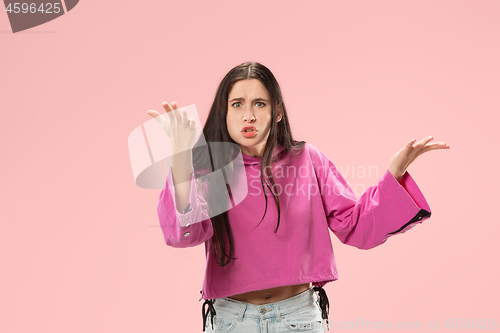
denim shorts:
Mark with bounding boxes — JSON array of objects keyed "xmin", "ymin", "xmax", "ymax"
[{"xmin": 202, "ymin": 286, "xmax": 330, "ymax": 332}]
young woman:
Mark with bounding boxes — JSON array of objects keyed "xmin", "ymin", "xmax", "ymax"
[{"xmin": 147, "ymin": 62, "xmax": 450, "ymax": 332}]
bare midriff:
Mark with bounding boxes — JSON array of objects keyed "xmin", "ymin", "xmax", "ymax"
[{"xmin": 226, "ymin": 283, "xmax": 312, "ymax": 305}]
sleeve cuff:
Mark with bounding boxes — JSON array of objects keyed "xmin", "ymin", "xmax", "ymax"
[{"xmin": 380, "ymin": 168, "xmax": 432, "ymax": 236}]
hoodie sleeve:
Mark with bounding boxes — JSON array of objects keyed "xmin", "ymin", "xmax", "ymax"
[
  {"xmin": 157, "ymin": 165, "xmax": 214, "ymax": 248},
  {"xmin": 311, "ymin": 145, "xmax": 432, "ymax": 250}
]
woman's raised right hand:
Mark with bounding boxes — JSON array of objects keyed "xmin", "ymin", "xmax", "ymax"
[{"xmin": 146, "ymin": 101, "xmax": 197, "ymax": 152}]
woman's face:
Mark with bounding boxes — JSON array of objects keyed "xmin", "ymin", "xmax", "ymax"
[{"xmin": 226, "ymin": 79, "xmax": 282, "ymax": 158}]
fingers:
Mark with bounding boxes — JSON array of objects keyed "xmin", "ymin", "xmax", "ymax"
[
  {"xmin": 146, "ymin": 109, "xmax": 167, "ymax": 125},
  {"xmin": 180, "ymin": 108, "xmax": 189, "ymax": 124},
  {"xmin": 417, "ymin": 136, "xmax": 450, "ymax": 150},
  {"xmin": 424, "ymin": 142, "xmax": 451, "ymax": 151},
  {"xmin": 162, "ymin": 101, "xmax": 176, "ymax": 122},
  {"xmin": 180, "ymin": 110, "xmax": 196, "ymax": 128},
  {"xmin": 406, "ymin": 136, "xmax": 450, "ymax": 156},
  {"xmin": 407, "ymin": 138, "xmax": 417, "ymax": 147},
  {"xmin": 158, "ymin": 101, "xmax": 195, "ymax": 128},
  {"xmin": 148, "ymin": 101, "xmax": 195, "ymax": 130},
  {"xmin": 409, "ymin": 136, "xmax": 437, "ymax": 150},
  {"xmin": 414, "ymin": 136, "xmax": 434, "ymax": 148},
  {"xmin": 182, "ymin": 111, "xmax": 196, "ymax": 128}
]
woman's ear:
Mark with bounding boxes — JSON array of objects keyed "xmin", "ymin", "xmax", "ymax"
[{"xmin": 277, "ymin": 103, "xmax": 283, "ymax": 122}]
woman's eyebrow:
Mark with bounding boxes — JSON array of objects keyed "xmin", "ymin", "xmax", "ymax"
[{"xmin": 229, "ymin": 97, "xmax": 269, "ymax": 102}]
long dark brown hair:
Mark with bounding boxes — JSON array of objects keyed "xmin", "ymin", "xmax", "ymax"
[{"xmin": 191, "ymin": 61, "xmax": 306, "ymax": 266}]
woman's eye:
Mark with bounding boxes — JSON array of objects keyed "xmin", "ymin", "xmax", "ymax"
[{"xmin": 231, "ymin": 102, "xmax": 265, "ymax": 108}]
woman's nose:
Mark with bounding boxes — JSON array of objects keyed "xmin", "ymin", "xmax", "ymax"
[{"xmin": 243, "ymin": 109, "xmax": 255, "ymax": 121}]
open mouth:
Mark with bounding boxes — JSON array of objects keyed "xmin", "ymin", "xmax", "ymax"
[{"xmin": 241, "ymin": 128, "xmax": 257, "ymax": 137}]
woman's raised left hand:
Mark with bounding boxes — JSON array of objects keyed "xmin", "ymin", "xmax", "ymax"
[{"xmin": 389, "ymin": 136, "xmax": 450, "ymax": 183}]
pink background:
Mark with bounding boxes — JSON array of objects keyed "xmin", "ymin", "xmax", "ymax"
[{"xmin": 1, "ymin": 0, "xmax": 498, "ymax": 332}]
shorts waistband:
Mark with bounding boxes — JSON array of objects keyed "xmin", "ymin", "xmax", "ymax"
[{"xmin": 201, "ymin": 286, "xmax": 330, "ymax": 331}]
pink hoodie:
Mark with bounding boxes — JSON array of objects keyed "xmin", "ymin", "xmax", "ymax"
[{"xmin": 157, "ymin": 142, "xmax": 432, "ymax": 300}]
